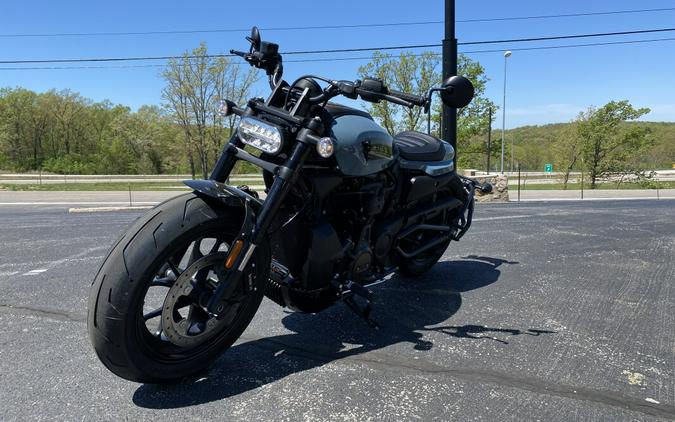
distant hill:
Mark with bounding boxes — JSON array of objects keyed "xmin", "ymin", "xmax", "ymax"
[{"xmin": 470, "ymin": 121, "xmax": 675, "ymax": 171}]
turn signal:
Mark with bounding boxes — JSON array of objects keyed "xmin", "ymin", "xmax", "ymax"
[
  {"xmin": 225, "ymin": 240, "xmax": 244, "ymax": 269},
  {"xmin": 316, "ymin": 137, "xmax": 335, "ymax": 158}
]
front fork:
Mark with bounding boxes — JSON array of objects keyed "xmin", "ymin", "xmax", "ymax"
[{"xmin": 205, "ymin": 134, "xmax": 312, "ymax": 314}]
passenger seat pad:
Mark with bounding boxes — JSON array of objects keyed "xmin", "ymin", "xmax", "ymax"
[{"xmin": 394, "ymin": 131, "xmax": 446, "ymax": 161}]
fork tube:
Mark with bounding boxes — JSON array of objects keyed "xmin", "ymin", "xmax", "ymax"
[
  {"xmin": 252, "ymin": 141, "xmax": 311, "ymax": 245},
  {"xmin": 209, "ymin": 132, "xmax": 243, "ymax": 182}
]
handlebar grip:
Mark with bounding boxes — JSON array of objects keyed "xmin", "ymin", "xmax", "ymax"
[
  {"xmin": 387, "ymin": 89, "xmax": 427, "ymax": 106},
  {"xmin": 355, "ymin": 88, "xmax": 413, "ymax": 108}
]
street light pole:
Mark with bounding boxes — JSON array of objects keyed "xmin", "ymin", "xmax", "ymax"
[
  {"xmin": 500, "ymin": 50, "xmax": 511, "ymax": 174},
  {"xmin": 442, "ymin": 0, "xmax": 458, "ymax": 166}
]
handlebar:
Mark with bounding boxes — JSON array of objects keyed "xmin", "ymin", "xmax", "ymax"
[
  {"xmin": 232, "ymin": 30, "xmax": 428, "ymax": 111},
  {"xmin": 230, "ymin": 49, "xmax": 248, "ymax": 58},
  {"xmin": 297, "ymin": 78, "xmax": 429, "ymax": 109}
]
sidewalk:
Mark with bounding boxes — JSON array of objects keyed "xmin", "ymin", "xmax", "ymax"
[{"xmin": 0, "ymin": 190, "xmax": 182, "ymax": 206}]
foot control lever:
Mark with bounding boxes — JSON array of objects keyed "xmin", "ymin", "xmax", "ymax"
[{"xmin": 342, "ymin": 282, "xmax": 379, "ymax": 328}]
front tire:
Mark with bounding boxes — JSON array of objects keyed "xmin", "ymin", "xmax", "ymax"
[{"xmin": 87, "ymin": 193, "xmax": 270, "ymax": 383}]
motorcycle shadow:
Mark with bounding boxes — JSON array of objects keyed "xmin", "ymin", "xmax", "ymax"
[{"xmin": 133, "ymin": 255, "xmax": 521, "ymax": 408}]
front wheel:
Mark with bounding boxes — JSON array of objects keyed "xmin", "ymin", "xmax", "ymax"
[{"xmin": 87, "ymin": 193, "xmax": 270, "ymax": 383}]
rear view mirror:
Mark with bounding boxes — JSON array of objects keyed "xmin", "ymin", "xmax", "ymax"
[
  {"xmin": 246, "ymin": 26, "xmax": 261, "ymax": 52},
  {"xmin": 440, "ymin": 76, "xmax": 474, "ymax": 108}
]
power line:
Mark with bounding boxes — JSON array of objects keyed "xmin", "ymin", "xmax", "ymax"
[
  {"xmin": 462, "ymin": 36, "xmax": 675, "ymax": 54},
  {"xmin": 2, "ymin": 27, "xmax": 674, "ymax": 65},
  {"xmin": 2, "ymin": 37, "xmax": 674, "ymax": 71},
  {"xmin": 285, "ymin": 27, "xmax": 675, "ymax": 55},
  {"xmin": 460, "ymin": 27, "xmax": 675, "ymax": 46},
  {"xmin": 0, "ymin": 64, "xmax": 166, "ymax": 70},
  {"xmin": 1, "ymin": 7, "xmax": 673, "ymax": 38},
  {"xmin": 0, "ymin": 53, "xmax": 234, "ymax": 65},
  {"xmin": 457, "ymin": 7, "xmax": 675, "ymax": 23}
]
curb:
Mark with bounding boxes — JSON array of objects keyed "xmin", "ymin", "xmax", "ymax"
[
  {"xmin": 511, "ymin": 196, "xmax": 674, "ymax": 202},
  {"xmin": 68, "ymin": 206, "xmax": 154, "ymax": 213}
]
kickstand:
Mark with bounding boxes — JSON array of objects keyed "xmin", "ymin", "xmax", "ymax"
[{"xmin": 343, "ymin": 284, "xmax": 379, "ymax": 329}]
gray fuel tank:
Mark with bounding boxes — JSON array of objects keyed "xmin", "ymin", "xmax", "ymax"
[{"xmin": 327, "ymin": 113, "xmax": 394, "ymax": 176}]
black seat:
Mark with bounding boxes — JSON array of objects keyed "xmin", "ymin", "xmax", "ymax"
[{"xmin": 394, "ymin": 131, "xmax": 447, "ymax": 161}]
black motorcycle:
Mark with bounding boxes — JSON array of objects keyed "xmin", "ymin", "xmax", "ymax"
[{"xmin": 88, "ymin": 27, "xmax": 490, "ymax": 383}]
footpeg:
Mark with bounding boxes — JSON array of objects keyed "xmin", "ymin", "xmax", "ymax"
[
  {"xmin": 270, "ymin": 259, "xmax": 291, "ymax": 283},
  {"xmin": 347, "ymin": 281, "xmax": 373, "ymax": 301}
]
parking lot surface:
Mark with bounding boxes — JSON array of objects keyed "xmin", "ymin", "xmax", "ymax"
[{"xmin": 0, "ymin": 200, "xmax": 673, "ymax": 421}]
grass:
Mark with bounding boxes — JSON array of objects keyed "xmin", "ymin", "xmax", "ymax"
[{"xmin": 515, "ymin": 181, "xmax": 675, "ymax": 190}]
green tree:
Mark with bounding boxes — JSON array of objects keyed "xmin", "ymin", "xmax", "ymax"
[
  {"xmin": 551, "ymin": 122, "xmax": 581, "ymax": 188},
  {"xmin": 575, "ymin": 101, "xmax": 652, "ymax": 188},
  {"xmin": 162, "ymin": 43, "xmax": 258, "ymax": 179},
  {"xmin": 357, "ymin": 51, "xmax": 496, "ymax": 168}
]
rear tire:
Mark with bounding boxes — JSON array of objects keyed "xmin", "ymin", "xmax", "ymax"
[
  {"xmin": 397, "ymin": 239, "xmax": 451, "ymax": 277},
  {"xmin": 398, "ymin": 177, "xmax": 470, "ymax": 277},
  {"xmin": 87, "ymin": 193, "xmax": 270, "ymax": 383}
]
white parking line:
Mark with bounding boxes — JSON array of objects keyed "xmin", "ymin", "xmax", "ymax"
[
  {"xmin": 68, "ymin": 206, "xmax": 153, "ymax": 213},
  {"xmin": 515, "ymin": 196, "xmax": 674, "ymax": 202},
  {"xmin": 22, "ymin": 269, "xmax": 48, "ymax": 276},
  {"xmin": 0, "ymin": 201, "xmax": 159, "ymax": 206},
  {"xmin": 473, "ymin": 215, "xmax": 534, "ymax": 222},
  {"xmin": 473, "ymin": 211, "xmax": 574, "ymax": 222}
]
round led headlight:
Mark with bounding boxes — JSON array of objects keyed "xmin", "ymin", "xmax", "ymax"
[{"xmin": 316, "ymin": 137, "xmax": 335, "ymax": 158}]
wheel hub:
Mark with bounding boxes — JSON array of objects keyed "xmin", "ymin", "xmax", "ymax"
[{"xmin": 161, "ymin": 252, "xmax": 240, "ymax": 348}]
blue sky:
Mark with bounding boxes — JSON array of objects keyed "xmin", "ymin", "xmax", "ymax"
[{"xmin": 1, "ymin": 0, "xmax": 674, "ymax": 128}]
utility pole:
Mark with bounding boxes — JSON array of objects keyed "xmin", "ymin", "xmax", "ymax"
[
  {"xmin": 442, "ymin": 0, "xmax": 458, "ymax": 166},
  {"xmin": 486, "ymin": 107, "xmax": 492, "ymax": 173}
]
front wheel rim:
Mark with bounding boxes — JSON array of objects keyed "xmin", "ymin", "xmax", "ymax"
[{"xmin": 134, "ymin": 231, "xmax": 259, "ymax": 363}]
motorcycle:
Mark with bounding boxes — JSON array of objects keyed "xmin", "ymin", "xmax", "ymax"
[{"xmin": 87, "ymin": 27, "xmax": 491, "ymax": 383}]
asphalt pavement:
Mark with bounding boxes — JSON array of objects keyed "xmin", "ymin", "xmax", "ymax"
[
  {"xmin": 0, "ymin": 200, "xmax": 673, "ymax": 421},
  {"xmin": 1, "ymin": 189, "xmax": 673, "ymax": 209}
]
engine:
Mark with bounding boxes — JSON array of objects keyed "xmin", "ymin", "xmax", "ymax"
[
  {"xmin": 265, "ymin": 165, "xmax": 466, "ymax": 312},
  {"xmin": 267, "ymin": 170, "xmax": 396, "ymax": 288}
]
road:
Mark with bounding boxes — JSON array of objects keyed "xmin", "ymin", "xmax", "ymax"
[
  {"xmin": 1, "ymin": 188, "xmax": 673, "ymax": 209},
  {"xmin": 0, "ymin": 200, "xmax": 673, "ymax": 421}
]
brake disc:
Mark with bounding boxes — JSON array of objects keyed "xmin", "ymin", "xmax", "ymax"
[{"xmin": 161, "ymin": 252, "xmax": 242, "ymax": 348}]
